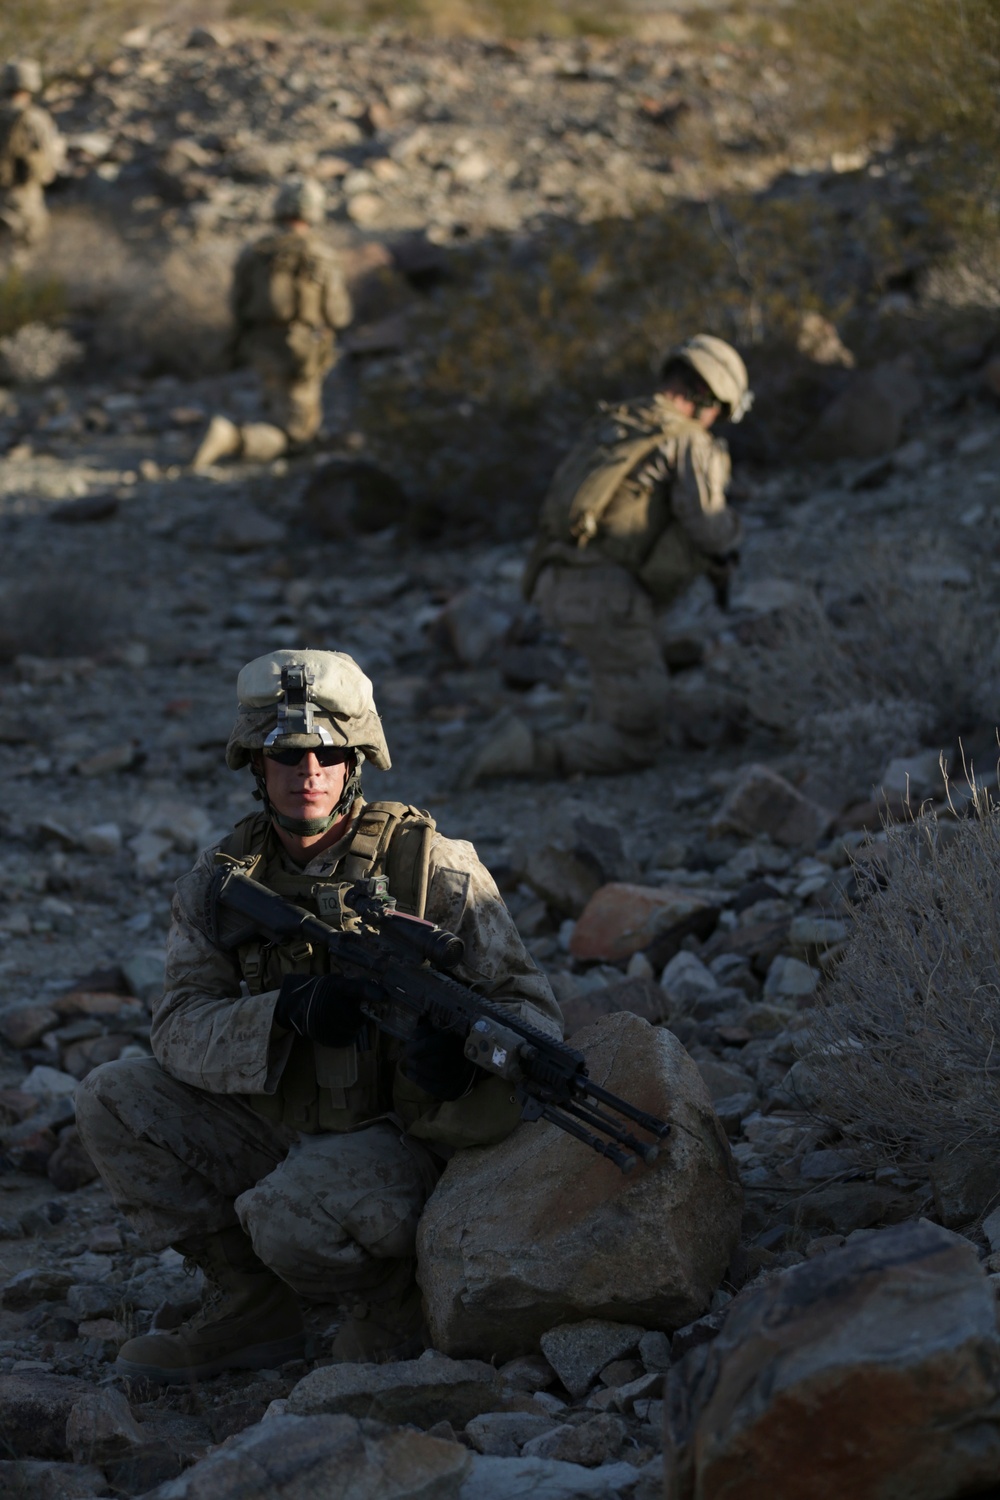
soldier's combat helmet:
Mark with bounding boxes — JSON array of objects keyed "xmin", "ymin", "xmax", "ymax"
[
  {"xmin": 227, "ymin": 649, "xmax": 390, "ymax": 836},
  {"xmin": 658, "ymin": 334, "xmax": 753, "ymax": 423},
  {"xmin": 2, "ymin": 60, "xmax": 42, "ymax": 96},
  {"xmin": 273, "ymin": 175, "xmax": 326, "ymax": 226}
]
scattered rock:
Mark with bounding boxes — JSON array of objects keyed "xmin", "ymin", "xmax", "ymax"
[
  {"xmin": 519, "ymin": 816, "xmax": 639, "ymax": 918},
  {"xmin": 139, "ymin": 1413, "xmax": 471, "ymax": 1500},
  {"xmin": 66, "ymin": 1387, "xmax": 146, "ymax": 1464},
  {"xmin": 417, "ymin": 1012, "xmax": 742, "ymax": 1360},
  {"xmin": 666, "ymin": 1221, "xmax": 1000, "ymax": 1500},
  {"xmin": 0, "ymin": 1371, "xmax": 92, "ymax": 1458},
  {"xmin": 210, "ymin": 504, "xmax": 285, "ymax": 552},
  {"xmin": 296, "ymin": 459, "xmax": 410, "ymax": 539},
  {"xmin": 2, "ymin": 1267, "xmax": 75, "ymax": 1310},
  {"xmin": 559, "ymin": 975, "xmax": 667, "ymax": 1037},
  {"xmin": 569, "ymin": 884, "xmax": 719, "ymax": 964},
  {"xmin": 464, "ymin": 1410, "xmax": 558, "ymax": 1456},
  {"xmin": 540, "ymin": 1322, "xmax": 644, "ymax": 1400},
  {"xmin": 287, "ymin": 1354, "xmax": 502, "ymax": 1428},
  {"xmin": 0, "ymin": 1001, "xmax": 59, "ymax": 1048},
  {"xmin": 710, "ymin": 765, "xmax": 832, "ymax": 848},
  {"xmin": 521, "ymin": 1413, "xmax": 627, "ymax": 1466},
  {"xmin": 47, "ymin": 1125, "xmax": 100, "ymax": 1191},
  {"xmin": 0, "ymin": 1461, "xmax": 107, "ymax": 1499},
  {"xmin": 799, "ymin": 360, "xmax": 922, "ymax": 461}
]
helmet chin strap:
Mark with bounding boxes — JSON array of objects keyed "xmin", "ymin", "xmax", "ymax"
[{"xmin": 252, "ymin": 751, "xmax": 365, "ymax": 839}]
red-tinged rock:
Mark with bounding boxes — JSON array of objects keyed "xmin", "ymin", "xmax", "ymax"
[
  {"xmin": 0, "ymin": 1003, "xmax": 60, "ymax": 1048},
  {"xmin": 710, "ymin": 764, "xmax": 833, "ymax": 848},
  {"xmin": 47, "ymin": 1126, "xmax": 99, "ymax": 1191},
  {"xmin": 570, "ymin": 883, "xmax": 719, "ymax": 964},
  {"xmin": 418, "ymin": 1012, "xmax": 742, "ymax": 1360},
  {"xmin": 51, "ymin": 991, "xmax": 132, "ymax": 1018},
  {"xmin": 665, "ymin": 1221, "xmax": 1000, "ymax": 1500}
]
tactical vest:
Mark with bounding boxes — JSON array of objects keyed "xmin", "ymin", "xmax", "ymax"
[
  {"xmin": 241, "ymin": 234, "xmax": 331, "ymax": 329},
  {"xmin": 215, "ymin": 801, "xmax": 435, "ymax": 1134}
]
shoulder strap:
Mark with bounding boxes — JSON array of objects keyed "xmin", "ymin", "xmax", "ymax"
[
  {"xmin": 341, "ymin": 800, "xmax": 436, "ymax": 917},
  {"xmin": 217, "ymin": 811, "xmax": 270, "ymax": 864}
]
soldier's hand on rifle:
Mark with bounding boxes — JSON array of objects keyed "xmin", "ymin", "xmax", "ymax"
[
  {"xmin": 274, "ymin": 973, "xmax": 373, "ymax": 1047},
  {"xmin": 402, "ymin": 1020, "xmax": 477, "ymax": 1100}
]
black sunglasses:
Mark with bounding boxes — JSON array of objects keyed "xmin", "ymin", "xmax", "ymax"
[{"xmin": 264, "ymin": 745, "xmax": 351, "ymax": 768}]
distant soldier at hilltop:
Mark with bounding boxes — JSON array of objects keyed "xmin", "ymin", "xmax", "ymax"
[
  {"xmin": 193, "ymin": 176, "xmax": 353, "ymax": 469},
  {"xmin": 0, "ymin": 60, "xmax": 64, "ymax": 262}
]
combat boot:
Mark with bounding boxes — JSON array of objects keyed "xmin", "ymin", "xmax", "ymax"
[
  {"xmin": 115, "ymin": 1226, "xmax": 305, "ymax": 1385},
  {"xmin": 329, "ymin": 1258, "xmax": 426, "ymax": 1364},
  {"xmin": 191, "ymin": 415, "xmax": 241, "ymax": 470},
  {"xmin": 459, "ymin": 713, "xmax": 555, "ymax": 789},
  {"xmin": 239, "ymin": 421, "xmax": 287, "ymax": 463}
]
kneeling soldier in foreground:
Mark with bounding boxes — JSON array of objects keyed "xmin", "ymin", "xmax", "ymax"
[{"xmin": 76, "ymin": 649, "xmax": 561, "ymax": 1382}]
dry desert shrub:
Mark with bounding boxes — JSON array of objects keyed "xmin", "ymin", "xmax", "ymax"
[
  {"xmin": 35, "ymin": 208, "xmax": 235, "ymax": 376},
  {"xmin": 809, "ymin": 787, "xmax": 1000, "ymax": 1168}
]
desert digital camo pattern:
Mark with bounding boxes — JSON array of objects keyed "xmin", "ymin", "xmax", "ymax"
[
  {"xmin": 77, "ymin": 808, "xmax": 561, "ymax": 1295},
  {"xmin": 0, "ymin": 99, "xmax": 64, "ymax": 247},
  {"xmin": 230, "ymin": 228, "xmax": 353, "ymax": 443}
]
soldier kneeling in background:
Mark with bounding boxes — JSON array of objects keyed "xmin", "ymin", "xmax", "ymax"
[{"xmin": 462, "ymin": 334, "xmax": 752, "ymax": 785}]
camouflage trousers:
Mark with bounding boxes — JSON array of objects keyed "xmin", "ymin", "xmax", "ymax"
[
  {"xmin": 76, "ymin": 1057, "xmax": 439, "ymax": 1301},
  {"xmin": 0, "ymin": 183, "xmax": 48, "ymax": 251},
  {"xmin": 532, "ymin": 561, "xmax": 674, "ymax": 776},
  {"xmin": 239, "ymin": 325, "xmax": 336, "ymax": 445}
]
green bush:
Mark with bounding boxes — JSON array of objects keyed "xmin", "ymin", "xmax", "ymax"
[{"xmin": 0, "ymin": 268, "xmax": 65, "ymax": 339}]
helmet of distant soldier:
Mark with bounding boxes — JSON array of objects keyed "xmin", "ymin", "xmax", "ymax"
[
  {"xmin": 2, "ymin": 60, "xmax": 42, "ymax": 96},
  {"xmin": 658, "ymin": 333, "xmax": 753, "ymax": 423},
  {"xmin": 226, "ymin": 648, "xmax": 391, "ymax": 771},
  {"xmin": 273, "ymin": 175, "xmax": 326, "ymax": 226}
]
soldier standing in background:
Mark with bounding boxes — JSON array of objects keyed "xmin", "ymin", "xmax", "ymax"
[
  {"xmin": 0, "ymin": 60, "xmax": 64, "ymax": 262},
  {"xmin": 193, "ymin": 176, "xmax": 352, "ymax": 468},
  {"xmin": 462, "ymin": 335, "xmax": 752, "ymax": 785}
]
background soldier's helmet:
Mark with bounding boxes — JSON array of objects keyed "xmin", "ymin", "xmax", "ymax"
[
  {"xmin": 226, "ymin": 649, "xmax": 391, "ymax": 770},
  {"xmin": 659, "ymin": 334, "xmax": 753, "ymax": 422},
  {"xmin": 273, "ymin": 175, "xmax": 326, "ymax": 226},
  {"xmin": 2, "ymin": 60, "xmax": 42, "ymax": 96}
]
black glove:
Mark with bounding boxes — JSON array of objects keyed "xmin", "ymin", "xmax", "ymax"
[
  {"xmin": 274, "ymin": 973, "xmax": 371, "ymax": 1048},
  {"xmin": 402, "ymin": 1021, "xmax": 477, "ymax": 1101}
]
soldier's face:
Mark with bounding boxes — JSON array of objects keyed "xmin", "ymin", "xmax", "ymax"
[{"xmin": 262, "ymin": 750, "xmax": 350, "ymax": 824}]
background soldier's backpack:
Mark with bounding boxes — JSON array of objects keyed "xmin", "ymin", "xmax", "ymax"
[
  {"xmin": 537, "ymin": 397, "xmax": 672, "ymax": 550},
  {"xmin": 240, "ymin": 234, "xmax": 328, "ymax": 328}
]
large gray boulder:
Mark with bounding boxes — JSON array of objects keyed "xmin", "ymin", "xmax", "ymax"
[
  {"xmin": 665, "ymin": 1221, "xmax": 1000, "ymax": 1500},
  {"xmin": 417, "ymin": 1012, "xmax": 742, "ymax": 1360}
]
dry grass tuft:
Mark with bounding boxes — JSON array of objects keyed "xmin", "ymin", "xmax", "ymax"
[{"xmin": 809, "ymin": 784, "xmax": 1000, "ymax": 1168}]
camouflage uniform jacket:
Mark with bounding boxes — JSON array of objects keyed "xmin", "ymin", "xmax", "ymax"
[
  {"xmin": 0, "ymin": 102, "xmax": 63, "ymax": 190},
  {"xmin": 152, "ymin": 802, "xmax": 561, "ymax": 1152},
  {"xmin": 231, "ymin": 229, "xmax": 352, "ymax": 336},
  {"xmin": 525, "ymin": 394, "xmax": 742, "ymax": 600}
]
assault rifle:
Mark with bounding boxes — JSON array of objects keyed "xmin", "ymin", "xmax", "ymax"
[{"xmin": 209, "ymin": 865, "xmax": 671, "ymax": 1174}]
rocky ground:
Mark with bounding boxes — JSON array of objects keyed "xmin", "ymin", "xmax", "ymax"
[{"xmin": 2, "ymin": 8, "xmax": 1000, "ymax": 1500}]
